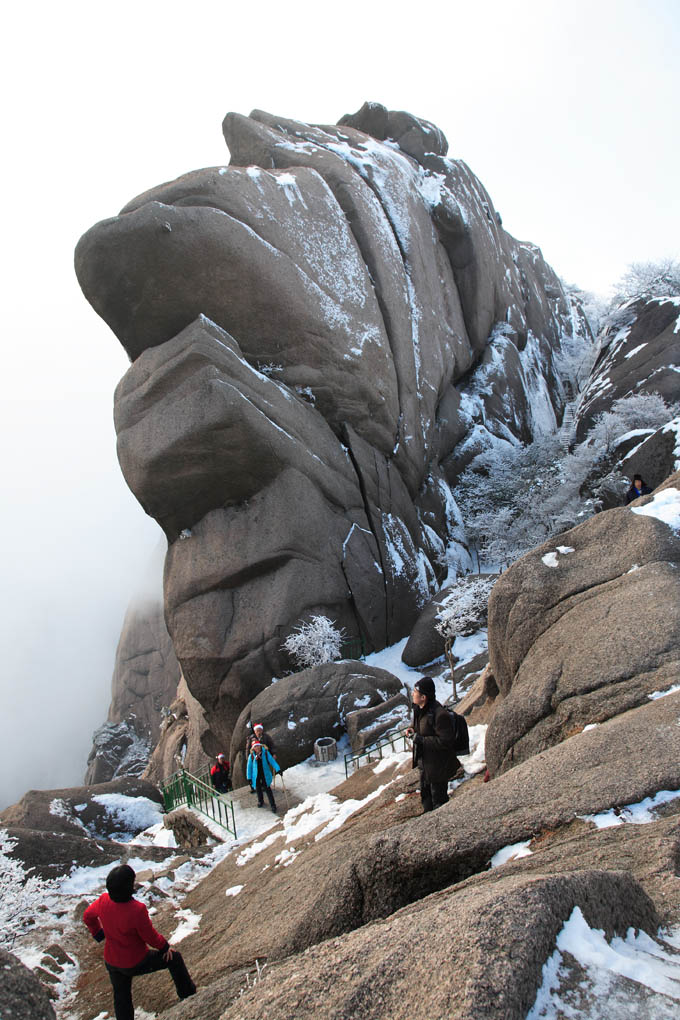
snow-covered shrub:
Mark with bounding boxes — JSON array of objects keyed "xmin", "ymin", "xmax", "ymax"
[
  {"xmin": 0, "ymin": 829, "xmax": 56, "ymax": 948},
  {"xmin": 589, "ymin": 393, "xmax": 679, "ymax": 456},
  {"xmin": 282, "ymin": 615, "xmax": 346, "ymax": 669},
  {"xmin": 435, "ymin": 577, "xmax": 495, "ymax": 643}
]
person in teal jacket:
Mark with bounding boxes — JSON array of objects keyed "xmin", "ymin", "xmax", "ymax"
[{"xmin": 246, "ymin": 741, "xmax": 280, "ymax": 813}]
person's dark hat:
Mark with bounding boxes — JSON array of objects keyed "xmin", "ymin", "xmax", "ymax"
[
  {"xmin": 106, "ymin": 864, "xmax": 136, "ymax": 903},
  {"xmin": 414, "ymin": 676, "xmax": 436, "ymax": 700}
]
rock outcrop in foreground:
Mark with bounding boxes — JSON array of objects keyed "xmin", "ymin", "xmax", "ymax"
[{"xmin": 76, "ymin": 101, "xmax": 586, "ymax": 763}]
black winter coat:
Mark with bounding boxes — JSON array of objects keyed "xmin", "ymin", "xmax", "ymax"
[{"xmin": 412, "ymin": 700, "xmax": 459, "ymax": 783}]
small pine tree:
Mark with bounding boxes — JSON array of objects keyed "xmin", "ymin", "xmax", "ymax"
[{"xmin": 282, "ymin": 615, "xmax": 346, "ymax": 669}]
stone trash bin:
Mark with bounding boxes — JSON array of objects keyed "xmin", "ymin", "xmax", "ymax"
[{"xmin": 313, "ymin": 737, "xmax": 338, "ymax": 763}]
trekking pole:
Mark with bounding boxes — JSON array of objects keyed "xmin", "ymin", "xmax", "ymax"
[{"xmin": 275, "ymin": 771, "xmax": 290, "ymax": 811}]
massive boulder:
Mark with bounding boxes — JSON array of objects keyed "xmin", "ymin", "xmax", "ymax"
[
  {"xmin": 485, "ymin": 503, "xmax": 680, "ymax": 775},
  {"xmin": 229, "ymin": 661, "xmax": 407, "ymax": 781},
  {"xmin": 576, "ymin": 295, "xmax": 680, "ymax": 440},
  {"xmin": 85, "ymin": 599, "xmax": 181, "ymax": 784},
  {"xmin": 75, "ymin": 102, "xmax": 585, "ymax": 760}
]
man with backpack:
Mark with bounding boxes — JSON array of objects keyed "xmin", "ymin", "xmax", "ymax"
[{"xmin": 406, "ymin": 676, "xmax": 459, "ymax": 812}]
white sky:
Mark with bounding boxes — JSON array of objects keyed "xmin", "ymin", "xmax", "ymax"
[{"xmin": 1, "ymin": 0, "xmax": 678, "ymax": 808}]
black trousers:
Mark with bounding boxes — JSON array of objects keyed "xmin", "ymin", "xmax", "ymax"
[
  {"xmin": 256, "ymin": 776, "xmax": 277, "ymax": 810},
  {"xmin": 106, "ymin": 949, "xmax": 195, "ymax": 1020},
  {"xmin": 420, "ymin": 771, "xmax": 449, "ymax": 812}
]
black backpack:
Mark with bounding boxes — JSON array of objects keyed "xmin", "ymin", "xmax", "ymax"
[{"xmin": 443, "ymin": 707, "xmax": 470, "ymax": 755}]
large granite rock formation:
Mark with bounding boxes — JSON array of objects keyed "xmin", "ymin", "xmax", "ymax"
[
  {"xmin": 485, "ymin": 496, "xmax": 680, "ymax": 775},
  {"xmin": 575, "ymin": 295, "xmax": 680, "ymax": 440},
  {"xmin": 75, "ymin": 102, "xmax": 586, "ymax": 764},
  {"xmin": 85, "ymin": 599, "xmax": 181, "ymax": 784}
]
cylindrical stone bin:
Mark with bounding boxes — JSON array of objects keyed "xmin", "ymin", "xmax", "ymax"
[{"xmin": 313, "ymin": 737, "xmax": 338, "ymax": 762}]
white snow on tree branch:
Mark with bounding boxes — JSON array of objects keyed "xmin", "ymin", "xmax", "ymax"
[
  {"xmin": 0, "ymin": 828, "xmax": 57, "ymax": 948},
  {"xmin": 282, "ymin": 615, "xmax": 346, "ymax": 668},
  {"xmin": 435, "ymin": 578, "xmax": 495, "ymax": 641}
]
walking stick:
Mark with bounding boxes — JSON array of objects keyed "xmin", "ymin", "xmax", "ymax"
[{"xmin": 274, "ymin": 771, "xmax": 290, "ymax": 811}]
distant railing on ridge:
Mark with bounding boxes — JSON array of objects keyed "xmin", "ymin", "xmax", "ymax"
[
  {"xmin": 160, "ymin": 768, "xmax": 237, "ymax": 838},
  {"xmin": 344, "ymin": 727, "xmax": 411, "ymax": 779}
]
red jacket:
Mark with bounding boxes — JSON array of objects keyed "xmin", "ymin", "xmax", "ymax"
[{"xmin": 83, "ymin": 893, "xmax": 169, "ymax": 968}]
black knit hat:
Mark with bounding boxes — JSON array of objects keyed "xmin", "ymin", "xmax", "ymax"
[
  {"xmin": 414, "ymin": 676, "xmax": 436, "ymax": 700},
  {"xmin": 106, "ymin": 864, "xmax": 136, "ymax": 903}
]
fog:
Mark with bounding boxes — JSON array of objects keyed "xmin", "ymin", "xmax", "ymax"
[{"xmin": 1, "ymin": 0, "xmax": 678, "ymax": 810}]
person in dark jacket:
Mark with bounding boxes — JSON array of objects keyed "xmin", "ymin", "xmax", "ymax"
[
  {"xmin": 245, "ymin": 722, "xmax": 277, "ymax": 759},
  {"xmin": 246, "ymin": 740, "xmax": 280, "ymax": 812},
  {"xmin": 210, "ymin": 753, "xmax": 232, "ymax": 794},
  {"xmin": 83, "ymin": 864, "xmax": 195, "ymax": 1020},
  {"xmin": 625, "ymin": 474, "xmax": 652, "ymax": 504},
  {"xmin": 406, "ymin": 676, "xmax": 459, "ymax": 812}
]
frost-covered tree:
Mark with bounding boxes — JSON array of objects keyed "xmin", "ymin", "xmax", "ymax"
[
  {"xmin": 0, "ymin": 829, "xmax": 56, "ymax": 948},
  {"xmin": 612, "ymin": 257, "xmax": 680, "ymax": 304},
  {"xmin": 435, "ymin": 577, "xmax": 495, "ymax": 699},
  {"xmin": 588, "ymin": 393, "xmax": 680, "ymax": 456},
  {"xmin": 456, "ymin": 391, "xmax": 678, "ymax": 571},
  {"xmin": 282, "ymin": 615, "xmax": 346, "ymax": 669}
]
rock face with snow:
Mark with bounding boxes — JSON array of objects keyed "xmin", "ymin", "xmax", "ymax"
[
  {"xmin": 75, "ymin": 101, "xmax": 585, "ymax": 763},
  {"xmin": 229, "ymin": 661, "xmax": 407, "ymax": 782},
  {"xmin": 575, "ymin": 295, "xmax": 680, "ymax": 440},
  {"xmin": 0, "ymin": 776, "xmax": 168, "ymax": 879},
  {"xmin": 85, "ymin": 600, "xmax": 181, "ymax": 784},
  {"xmin": 0, "ymin": 949, "xmax": 57, "ymax": 1020},
  {"xmin": 485, "ymin": 505, "xmax": 680, "ymax": 775}
]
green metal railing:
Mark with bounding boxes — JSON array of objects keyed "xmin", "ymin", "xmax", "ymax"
[
  {"xmin": 160, "ymin": 768, "xmax": 237, "ymax": 838},
  {"xmin": 340, "ymin": 634, "xmax": 366, "ymax": 660},
  {"xmin": 344, "ymin": 726, "xmax": 411, "ymax": 779}
]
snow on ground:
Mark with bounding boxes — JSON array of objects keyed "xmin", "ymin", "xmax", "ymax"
[
  {"xmin": 363, "ymin": 630, "xmax": 489, "ymax": 709},
  {"xmin": 91, "ymin": 793, "xmax": 164, "ymax": 839},
  {"xmin": 580, "ymin": 789, "xmax": 680, "ymax": 829},
  {"xmin": 458, "ymin": 724, "xmax": 487, "ymax": 777},
  {"xmin": 169, "ymin": 908, "xmax": 202, "ymax": 944},
  {"xmin": 490, "ymin": 840, "xmax": 533, "ymax": 867},
  {"xmin": 649, "ymin": 684, "xmax": 680, "ymax": 700},
  {"xmin": 527, "ymin": 907, "xmax": 680, "ymax": 1018},
  {"xmin": 363, "ymin": 637, "xmax": 419, "ymax": 690},
  {"xmin": 631, "ymin": 486, "xmax": 680, "ymax": 533}
]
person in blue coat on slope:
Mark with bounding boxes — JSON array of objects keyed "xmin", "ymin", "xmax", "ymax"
[{"xmin": 246, "ymin": 740, "xmax": 280, "ymax": 813}]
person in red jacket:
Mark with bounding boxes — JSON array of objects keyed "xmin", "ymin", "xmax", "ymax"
[{"xmin": 83, "ymin": 864, "xmax": 196, "ymax": 1020}]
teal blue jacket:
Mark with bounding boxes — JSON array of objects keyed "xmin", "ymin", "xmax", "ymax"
[{"xmin": 246, "ymin": 745, "xmax": 280, "ymax": 789}]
